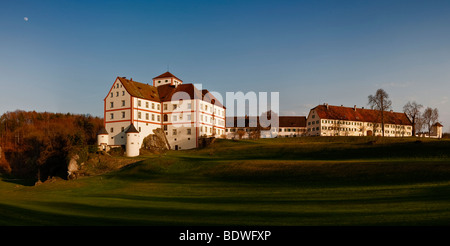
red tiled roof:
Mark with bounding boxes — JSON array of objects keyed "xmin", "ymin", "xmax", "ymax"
[
  {"xmin": 116, "ymin": 76, "xmax": 224, "ymax": 108},
  {"xmin": 152, "ymin": 71, "xmax": 183, "ymax": 82},
  {"xmin": 312, "ymin": 104, "xmax": 412, "ymax": 125},
  {"xmin": 118, "ymin": 77, "xmax": 160, "ymax": 102},
  {"xmin": 434, "ymin": 122, "xmax": 443, "ymax": 127},
  {"xmin": 157, "ymin": 83, "xmax": 202, "ymax": 102},
  {"xmin": 279, "ymin": 116, "xmax": 307, "ymax": 127}
]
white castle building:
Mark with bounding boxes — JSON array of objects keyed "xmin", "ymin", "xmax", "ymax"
[{"xmin": 98, "ymin": 72, "xmax": 226, "ymax": 157}]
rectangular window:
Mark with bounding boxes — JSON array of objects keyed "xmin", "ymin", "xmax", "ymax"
[
  {"xmin": 157, "ymin": 115, "xmax": 161, "ymax": 122},
  {"xmin": 173, "ymin": 104, "xmax": 177, "ymax": 110},
  {"xmin": 121, "ymin": 127, "xmax": 124, "ymax": 132},
  {"xmin": 111, "ymin": 93, "xmax": 113, "ymax": 98},
  {"xmin": 110, "ymin": 113, "xmax": 114, "ymax": 119},
  {"xmin": 122, "ymin": 112, "xmax": 125, "ymax": 118},
  {"xmin": 138, "ymin": 100, "xmax": 141, "ymax": 107},
  {"xmin": 138, "ymin": 112, "xmax": 141, "ymax": 119},
  {"xmin": 110, "ymin": 102, "xmax": 114, "ymax": 108},
  {"xmin": 187, "ymin": 129, "xmax": 191, "ymax": 135},
  {"xmin": 152, "ymin": 103, "xmax": 155, "ymax": 109},
  {"xmin": 122, "ymin": 100, "xmax": 125, "ymax": 107},
  {"xmin": 110, "ymin": 128, "xmax": 114, "ymax": 133},
  {"xmin": 164, "ymin": 104, "xmax": 168, "ymax": 110},
  {"xmin": 146, "ymin": 113, "xmax": 149, "ymax": 120},
  {"xmin": 164, "ymin": 125, "xmax": 167, "ymax": 131},
  {"xmin": 152, "ymin": 114, "xmax": 155, "ymax": 121},
  {"xmin": 146, "ymin": 102, "xmax": 149, "ymax": 108},
  {"xmin": 187, "ymin": 114, "xmax": 191, "ymax": 121},
  {"xmin": 122, "ymin": 91, "xmax": 125, "ymax": 96},
  {"xmin": 173, "ymin": 115, "xmax": 177, "ymax": 121},
  {"xmin": 187, "ymin": 103, "xmax": 191, "ymax": 109},
  {"xmin": 173, "ymin": 129, "xmax": 177, "ymax": 135}
]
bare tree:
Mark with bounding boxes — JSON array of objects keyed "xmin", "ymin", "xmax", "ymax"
[
  {"xmin": 422, "ymin": 107, "xmax": 439, "ymax": 137},
  {"xmin": 368, "ymin": 89, "xmax": 392, "ymax": 137},
  {"xmin": 403, "ymin": 101, "xmax": 423, "ymax": 136},
  {"xmin": 415, "ymin": 114, "xmax": 425, "ymax": 137}
]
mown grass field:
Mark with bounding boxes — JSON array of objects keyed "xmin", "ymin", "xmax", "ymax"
[{"xmin": 1, "ymin": 137, "xmax": 450, "ymax": 226}]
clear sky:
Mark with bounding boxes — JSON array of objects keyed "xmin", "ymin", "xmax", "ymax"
[{"xmin": 1, "ymin": 0, "xmax": 450, "ymax": 131}]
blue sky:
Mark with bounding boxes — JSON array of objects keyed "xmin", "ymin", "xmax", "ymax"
[{"xmin": 1, "ymin": 0, "xmax": 450, "ymax": 131}]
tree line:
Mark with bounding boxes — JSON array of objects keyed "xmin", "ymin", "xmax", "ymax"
[
  {"xmin": 368, "ymin": 88, "xmax": 440, "ymax": 137},
  {"xmin": 0, "ymin": 110, "xmax": 103, "ymax": 180}
]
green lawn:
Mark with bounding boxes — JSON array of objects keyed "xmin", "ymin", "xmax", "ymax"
[{"xmin": 1, "ymin": 137, "xmax": 450, "ymax": 225}]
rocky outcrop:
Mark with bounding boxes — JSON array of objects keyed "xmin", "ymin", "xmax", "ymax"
[
  {"xmin": 141, "ymin": 128, "xmax": 171, "ymax": 153},
  {"xmin": 67, "ymin": 154, "xmax": 81, "ymax": 180}
]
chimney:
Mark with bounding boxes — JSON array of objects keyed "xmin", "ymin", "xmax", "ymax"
[
  {"xmin": 362, "ymin": 107, "xmax": 364, "ymax": 109},
  {"xmin": 324, "ymin": 103, "xmax": 329, "ymax": 109},
  {"xmin": 354, "ymin": 105, "xmax": 357, "ymax": 111},
  {"xmin": 130, "ymin": 78, "xmax": 133, "ymax": 81}
]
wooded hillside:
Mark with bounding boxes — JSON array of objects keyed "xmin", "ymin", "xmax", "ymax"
[{"xmin": 0, "ymin": 110, "xmax": 103, "ymax": 180}]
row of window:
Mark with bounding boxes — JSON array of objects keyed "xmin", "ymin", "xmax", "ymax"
[
  {"xmin": 109, "ymin": 125, "xmax": 224, "ymax": 136},
  {"xmin": 200, "ymin": 103, "xmax": 225, "ymax": 117},
  {"xmin": 279, "ymin": 128, "xmax": 307, "ymax": 133},
  {"xmin": 309, "ymin": 119, "xmax": 413, "ymax": 130},
  {"xmin": 111, "ymin": 90, "xmax": 125, "ymax": 98}
]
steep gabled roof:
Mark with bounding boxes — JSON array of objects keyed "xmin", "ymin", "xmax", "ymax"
[
  {"xmin": 157, "ymin": 83, "xmax": 203, "ymax": 102},
  {"xmin": 118, "ymin": 77, "xmax": 160, "ymax": 102},
  {"xmin": 113, "ymin": 75, "xmax": 225, "ymax": 108},
  {"xmin": 312, "ymin": 104, "xmax": 412, "ymax": 125},
  {"xmin": 152, "ymin": 71, "xmax": 183, "ymax": 82}
]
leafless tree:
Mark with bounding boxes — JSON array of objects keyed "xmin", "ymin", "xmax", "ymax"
[
  {"xmin": 403, "ymin": 101, "xmax": 423, "ymax": 136},
  {"xmin": 415, "ymin": 114, "xmax": 425, "ymax": 137},
  {"xmin": 368, "ymin": 89, "xmax": 392, "ymax": 137},
  {"xmin": 422, "ymin": 107, "xmax": 439, "ymax": 137}
]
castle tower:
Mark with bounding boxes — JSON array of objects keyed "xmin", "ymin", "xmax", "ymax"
[
  {"xmin": 97, "ymin": 127, "xmax": 109, "ymax": 151},
  {"xmin": 125, "ymin": 124, "xmax": 140, "ymax": 157},
  {"xmin": 152, "ymin": 71, "xmax": 183, "ymax": 87}
]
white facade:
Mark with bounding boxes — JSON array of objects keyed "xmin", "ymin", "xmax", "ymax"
[
  {"xmin": 429, "ymin": 123, "xmax": 443, "ymax": 138},
  {"xmin": 306, "ymin": 105, "xmax": 413, "ymax": 137},
  {"xmin": 100, "ymin": 73, "xmax": 226, "ymax": 155}
]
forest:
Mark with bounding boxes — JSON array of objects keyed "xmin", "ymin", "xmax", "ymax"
[{"xmin": 0, "ymin": 110, "xmax": 103, "ymax": 181}]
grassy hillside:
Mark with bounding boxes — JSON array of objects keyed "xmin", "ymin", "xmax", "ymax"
[{"xmin": 1, "ymin": 137, "xmax": 450, "ymax": 225}]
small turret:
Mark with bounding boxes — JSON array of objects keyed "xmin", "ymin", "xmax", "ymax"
[
  {"xmin": 97, "ymin": 127, "xmax": 109, "ymax": 151},
  {"xmin": 125, "ymin": 124, "xmax": 140, "ymax": 157}
]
